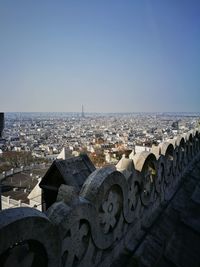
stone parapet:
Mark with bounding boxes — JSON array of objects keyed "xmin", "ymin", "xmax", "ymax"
[
  {"xmin": 0, "ymin": 129, "xmax": 199, "ymax": 267},
  {"xmin": 1, "ymin": 195, "xmax": 30, "ymax": 210}
]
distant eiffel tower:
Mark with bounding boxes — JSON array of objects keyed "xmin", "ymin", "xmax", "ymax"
[{"xmin": 81, "ymin": 105, "xmax": 85, "ymax": 118}]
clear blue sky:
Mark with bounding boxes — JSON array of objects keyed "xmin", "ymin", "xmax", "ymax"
[{"xmin": 0, "ymin": 0, "xmax": 200, "ymax": 112}]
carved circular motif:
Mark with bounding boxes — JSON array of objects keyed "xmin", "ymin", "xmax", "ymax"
[
  {"xmin": 62, "ymin": 220, "xmax": 90, "ymax": 267},
  {"xmin": 140, "ymin": 164, "xmax": 156, "ymax": 206},
  {"xmin": 99, "ymin": 188, "xmax": 122, "ymax": 234},
  {"xmin": 0, "ymin": 208, "xmax": 60, "ymax": 267}
]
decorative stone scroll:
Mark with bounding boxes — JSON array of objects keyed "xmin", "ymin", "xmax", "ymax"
[
  {"xmin": 0, "ymin": 129, "xmax": 199, "ymax": 267},
  {"xmin": 0, "ymin": 207, "xmax": 61, "ymax": 267}
]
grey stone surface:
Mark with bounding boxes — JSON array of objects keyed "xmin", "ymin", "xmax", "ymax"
[
  {"xmin": 191, "ymin": 183, "xmax": 200, "ymax": 204},
  {"xmin": 0, "ymin": 130, "xmax": 199, "ymax": 267},
  {"xmin": 39, "ymin": 154, "xmax": 95, "ymax": 209},
  {"xmin": 129, "ymin": 157, "xmax": 200, "ymax": 267},
  {"xmin": 0, "ymin": 207, "xmax": 61, "ymax": 267}
]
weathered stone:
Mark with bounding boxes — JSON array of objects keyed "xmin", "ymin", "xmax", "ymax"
[
  {"xmin": 191, "ymin": 183, "xmax": 200, "ymax": 204},
  {"xmin": 0, "ymin": 207, "xmax": 61, "ymax": 267},
  {"xmin": 56, "ymin": 184, "xmax": 79, "ymax": 205},
  {"xmin": 0, "ymin": 130, "xmax": 200, "ymax": 267}
]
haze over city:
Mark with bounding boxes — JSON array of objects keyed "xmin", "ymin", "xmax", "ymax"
[
  {"xmin": 0, "ymin": 1, "xmax": 200, "ymax": 262},
  {"xmin": 0, "ymin": 0, "xmax": 200, "ymax": 112}
]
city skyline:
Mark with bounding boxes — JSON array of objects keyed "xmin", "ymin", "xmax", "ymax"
[{"xmin": 0, "ymin": 0, "xmax": 200, "ymax": 112}]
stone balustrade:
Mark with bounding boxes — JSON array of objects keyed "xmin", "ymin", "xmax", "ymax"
[
  {"xmin": 0, "ymin": 129, "xmax": 200, "ymax": 267},
  {"xmin": 1, "ymin": 195, "xmax": 30, "ymax": 210}
]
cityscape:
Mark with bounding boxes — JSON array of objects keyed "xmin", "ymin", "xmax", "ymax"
[
  {"xmin": 0, "ymin": 1, "xmax": 200, "ymax": 266},
  {"xmin": 1, "ymin": 112, "xmax": 199, "ymax": 165},
  {"xmin": 0, "ymin": 111, "xmax": 199, "ymax": 210}
]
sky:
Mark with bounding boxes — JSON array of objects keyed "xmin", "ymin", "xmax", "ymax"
[{"xmin": 0, "ymin": 0, "xmax": 200, "ymax": 113}]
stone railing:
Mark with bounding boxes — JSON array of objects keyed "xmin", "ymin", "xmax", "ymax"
[
  {"xmin": 1, "ymin": 195, "xmax": 30, "ymax": 210},
  {"xmin": 0, "ymin": 129, "xmax": 199, "ymax": 267}
]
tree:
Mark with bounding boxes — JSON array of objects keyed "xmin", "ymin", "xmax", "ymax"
[
  {"xmin": 89, "ymin": 148, "xmax": 106, "ymax": 167},
  {"xmin": 2, "ymin": 151, "xmax": 34, "ymax": 168}
]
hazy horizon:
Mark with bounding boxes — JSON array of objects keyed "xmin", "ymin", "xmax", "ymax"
[
  {"xmin": 4, "ymin": 111, "xmax": 200, "ymax": 116},
  {"xmin": 0, "ymin": 1, "xmax": 200, "ymax": 113}
]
